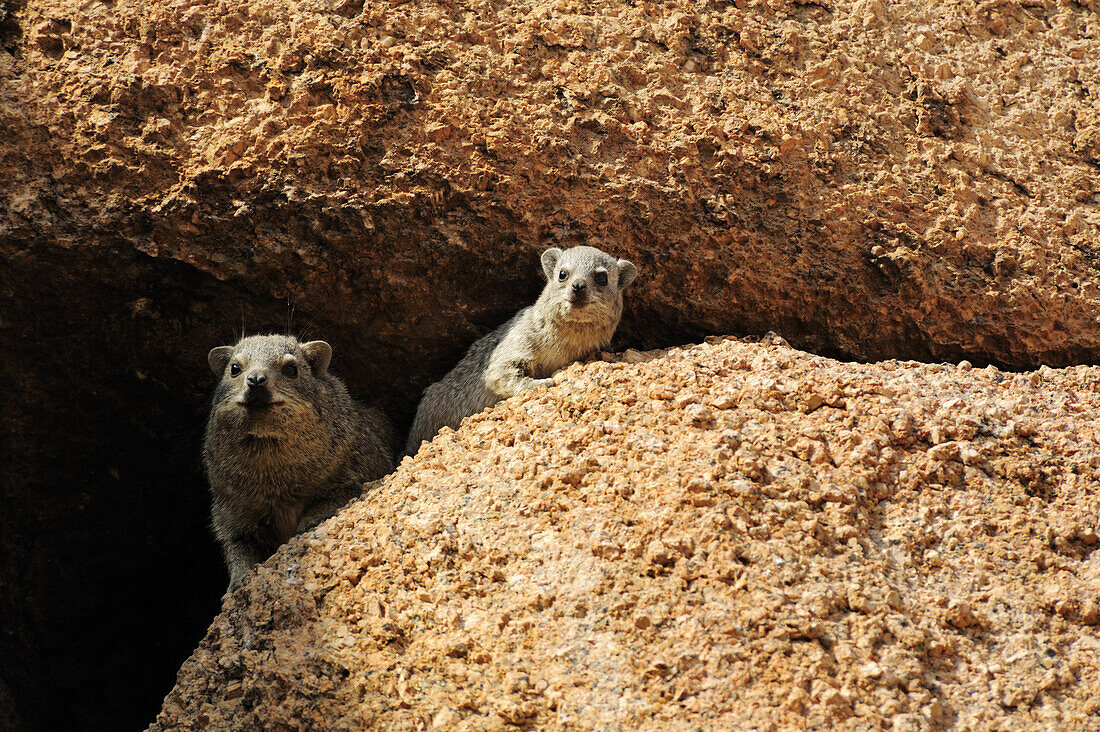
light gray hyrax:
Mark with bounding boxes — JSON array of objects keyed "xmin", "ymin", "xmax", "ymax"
[
  {"xmin": 203, "ymin": 334, "xmax": 396, "ymax": 590},
  {"xmin": 405, "ymin": 245, "xmax": 638, "ymax": 455}
]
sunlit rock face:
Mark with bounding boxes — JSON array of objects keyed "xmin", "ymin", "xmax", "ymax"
[
  {"xmin": 152, "ymin": 338, "xmax": 1100, "ymax": 731},
  {"xmin": 3, "ymin": 0, "xmax": 1100, "ymax": 727}
]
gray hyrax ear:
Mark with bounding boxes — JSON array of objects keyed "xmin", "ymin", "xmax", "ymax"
[
  {"xmin": 301, "ymin": 341, "xmax": 332, "ymax": 377},
  {"xmin": 617, "ymin": 259, "xmax": 638, "ymax": 289},
  {"xmin": 541, "ymin": 247, "xmax": 563, "ymax": 281},
  {"xmin": 208, "ymin": 346, "xmax": 235, "ymax": 376}
]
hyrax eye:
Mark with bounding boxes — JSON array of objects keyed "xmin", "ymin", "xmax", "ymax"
[
  {"xmin": 230, "ymin": 363, "xmax": 242, "ymax": 377},
  {"xmin": 282, "ymin": 363, "xmax": 299, "ymax": 378},
  {"xmin": 594, "ymin": 271, "xmax": 608, "ymax": 286},
  {"xmin": 558, "ymin": 269, "xmax": 568, "ymax": 281}
]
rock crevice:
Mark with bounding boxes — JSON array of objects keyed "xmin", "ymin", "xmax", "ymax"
[{"xmin": 3, "ymin": 0, "xmax": 1100, "ymax": 727}]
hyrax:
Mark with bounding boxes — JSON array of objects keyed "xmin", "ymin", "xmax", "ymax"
[
  {"xmin": 203, "ymin": 334, "xmax": 396, "ymax": 590},
  {"xmin": 405, "ymin": 245, "xmax": 638, "ymax": 455}
]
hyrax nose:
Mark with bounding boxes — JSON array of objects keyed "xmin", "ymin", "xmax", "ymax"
[
  {"xmin": 571, "ymin": 281, "xmax": 587, "ymax": 293},
  {"xmin": 246, "ymin": 372, "xmax": 268, "ymax": 388}
]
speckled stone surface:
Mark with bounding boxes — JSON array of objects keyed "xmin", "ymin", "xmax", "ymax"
[
  {"xmin": 152, "ymin": 338, "xmax": 1100, "ymax": 730},
  {"xmin": 5, "ymin": 0, "xmax": 1100, "ymax": 370},
  {"xmin": 5, "ymin": 0, "xmax": 1100, "ymax": 727}
]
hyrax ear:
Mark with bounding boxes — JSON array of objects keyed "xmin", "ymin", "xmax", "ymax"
[
  {"xmin": 617, "ymin": 259, "xmax": 638, "ymax": 289},
  {"xmin": 208, "ymin": 346, "xmax": 235, "ymax": 376},
  {"xmin": 301, "ymin": 341, "xmax": 333, "ymax": 376},
  {"xmin": 541, "ymin": 247, "xmax": 563, "ymax": 281}
]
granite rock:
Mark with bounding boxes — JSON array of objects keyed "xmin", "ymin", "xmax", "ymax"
[{"xmin": 152, "ymin": 338, "xmax": 1100, "ymax": 730}]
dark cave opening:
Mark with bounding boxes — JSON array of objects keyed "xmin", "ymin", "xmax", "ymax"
[
  {"xmin": 0, "ymin": 244, "xmax": 409, "ymax": 731},
  {"xmin": 1, "ymin": 248, "xmax": 234, "ymax": 730}
]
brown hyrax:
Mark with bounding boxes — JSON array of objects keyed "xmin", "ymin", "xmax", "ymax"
[
  {"xmin": 405, "ymin": 245, "xmax": 638, "ymax": 455},
  {"xmin": 203, "ymin": 335, "xmax": 396, "ymax": 590}
]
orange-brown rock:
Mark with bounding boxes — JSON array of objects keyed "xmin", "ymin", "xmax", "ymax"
[
  {"xmin": 5, "ymin": 0, "xmax": 1100, "ymax": 371},
  {"xmin": 152, "ymin": 338, "xmax": 1100, "ymax": 730},
  {"xmin": 4, "ymin": 0, "xmax": 1100, "ymax": 728}
]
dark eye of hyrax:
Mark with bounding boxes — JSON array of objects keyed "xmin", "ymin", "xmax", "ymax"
[
  {"xmin": 230, "ymin": 363, "xmax": 242, "ymax": 377},
  {"xmin": 558, "ymin": 269, "xmax": 568, "ymax": 281},
  {"xmin": 282, "ymin": 363, "xmax": 299, "ymax": 379},
  {"xmin": 594, "ymin": 271, "xmax": 608, "ymax": 286}
]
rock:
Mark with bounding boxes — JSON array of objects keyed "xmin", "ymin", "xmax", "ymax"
[
  {"xmin": 4, "ymin": 0, "xmax": 1100, "ymax": 726},
  {"xmin": 150, "ymin": 338, "xmax": 1100, "ymax": 730}
]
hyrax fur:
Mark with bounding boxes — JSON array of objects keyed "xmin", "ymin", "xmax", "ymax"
[
  {"xmin": 203, "ymin": 335, "xmax": 396, "ymax": 590},
  {"xmin": 406, "ymin": 245, "xmax": 638, "ymax": 455}
]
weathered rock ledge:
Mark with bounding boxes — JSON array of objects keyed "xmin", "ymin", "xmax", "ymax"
[
  {"xmin": 4, "ymin": 0, "xmax": 1100, "ymax": 727},
  {"xmin": 152, "ymin": 338, "xmax": 1100, "ymax": 731},
  {"xmin": 5, "ymin": 0, "xmax": 1100, "ymax": 373}
]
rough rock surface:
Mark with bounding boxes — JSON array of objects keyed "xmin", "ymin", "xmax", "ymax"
[
  {"xmin": 4, "ymin": 0, "xmax": 1100, "ymax": 728},
  {"xmin": 152, "ymin": 338, "xmax": 1100, "ymax": 731},
  {"xmin": 5, "ymin": 0, "xmax": 1100, "ymax": 371}
]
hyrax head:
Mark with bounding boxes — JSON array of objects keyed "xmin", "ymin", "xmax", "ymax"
[
  {"xmin": 207, "ymin": 335, "xmax": 332, "ymax": 429},
  {"xmin": 540, "ymin": 245, "xmax": 638, "ymax": 323}
]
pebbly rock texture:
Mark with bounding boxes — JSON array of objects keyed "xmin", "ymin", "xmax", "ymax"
[
  {"xmin": 4, "ymin": 0, "xmax": 1100, "ymax": 728},
  {"xmin": 152, "ymin": 337, "xmax": 1100, "ymax": 731},
  {"xmin": 4, "ymin": 0, "xmax": 1100, "ymax": 372}
]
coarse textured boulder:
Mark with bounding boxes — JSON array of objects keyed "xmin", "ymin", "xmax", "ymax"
[
  {"xmin": 151, "ymin": 337, "xmax": 1100, "ymax": 730},
  {"xmin": 6, "ymin": 0, "xmax": 1100, "ymax": 372},
  {"xmin": 3, "ymin": 0, "xmax": 1100, "ymax": 727}
]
